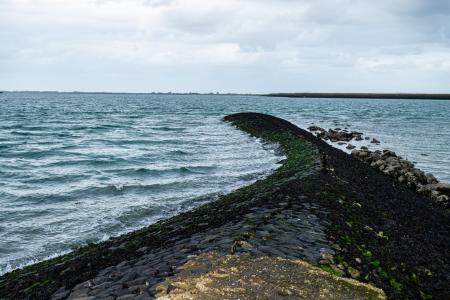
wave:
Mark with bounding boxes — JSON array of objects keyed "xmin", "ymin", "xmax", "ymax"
[
  {"xmin": 21, "ymin": 173, "xmax": 91, "ymax": 185},
  {"xmin": 152, "ymin": 126, "xmax": 186, "ymax": 132},
  {"xmin": 168, "ymin": 150, "xmax": 192, "ymax": 156},
  {"xmin": 44, "ymin": 157, "xmax": 128, "ymax": 167},
  {"xmin": 9, "ymin": 131, "xmax": 46, "ymax": 137},
  {"xmin": 1, "ymin": 149, "xmax": 88, "ymax": 160},
  {"xmin": 116, "ymin": 206, "xmax": 160, "ymax": 224},
  {"xmin": 109, "ymin": 165, "xmax": 217, "ymax": 178},
  {"xmin": 83, "ymin": 181, "xmax": 197, "ymax": 199},
  {"xmin": 9, "ymin": 180, "xmax": 195, "ymax": 206}
]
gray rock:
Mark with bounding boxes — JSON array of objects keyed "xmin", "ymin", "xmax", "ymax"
[
  {"xmin": 135, "ymin": 292, "xmax": 152, "ymax": 300},
  {"xmin": 436, "ymin": 195, "xmax": 449, "ymax": 206},
  {"xmin": 116, "ymin": 294, "xmax": 136, "ymax": 300},
  {"xmin": 425, "ymin": 173, "xmax": 438, "ymax": 184},
  {"xmin": 434, "ymin": 183, "xmax": 450, "ymax": 194},
  {"xmin": 308, "ymin": 126, "xmax": 325, "ymax": 132},
  {"xmin": 51, "ymin": 287, "xmax": 71, "ymax": 300},
  {"xmin": 346, "ymin": 144, "xmax": 355, "ymax": 150}
]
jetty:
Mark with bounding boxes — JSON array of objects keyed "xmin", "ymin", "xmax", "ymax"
[{"xmin": 0, "ymin": 113, "xmax": 448, "ymax": 299}]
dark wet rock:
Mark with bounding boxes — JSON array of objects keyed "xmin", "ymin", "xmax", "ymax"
[
  {"xmin": 51, "ymin": 287, "xmax": 70, "ymax": 300},
  {"xmin": 308, "ymin": 126, "xmax": 364, "ymax": 143},
  {"xmin": 351, "ymin": 148, "xmax": 448, "ymax": 208},
  {"xmin": 135, "ymin": 293, "xmax": 152, "ymax": 300},
  {"xmin": 434, "ymin": 183, "xmax": 450, "ymax": 194},
  {"xmin": 308, "ymin": 125, "xmax": 325, "ymax": 132},
  {"xmin": 371, "ymin": 138, "xmax": 380, "ymax": 144},
  {"xmin": 116, "ymin": 294, "xmax": 136, "ymax": 300}
]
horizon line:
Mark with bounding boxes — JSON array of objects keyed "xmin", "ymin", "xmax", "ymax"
[{"xmin": 1, "ymin": 91, "xmax": 450, "ymax": 99}]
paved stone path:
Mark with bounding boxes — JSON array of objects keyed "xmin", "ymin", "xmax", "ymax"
[
  {"xmin": 57, "ymin": 194, "xmax": 333, "ymax": 299},
  {"xmin": 154, "ymin": 252, "xmax": 385, "ymax": 300}
]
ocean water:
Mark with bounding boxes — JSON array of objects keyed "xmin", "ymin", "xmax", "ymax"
[{"xmin": 0, "ymin": 92, "xmax": 449, "ymax": 274}]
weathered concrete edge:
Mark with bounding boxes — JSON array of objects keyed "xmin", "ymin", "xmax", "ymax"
[{"xmin": 154, "ymin": 252, "xmax": 386, "ymax": 299}]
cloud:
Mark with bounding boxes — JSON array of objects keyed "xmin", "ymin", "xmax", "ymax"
[{"xmin": 0, "ymin": 0, "xmax": 449, "ymax": 92}]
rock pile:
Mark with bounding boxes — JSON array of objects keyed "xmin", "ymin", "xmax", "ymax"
[
  {"xmin": 351, "ymin": 148, "xmax": 449, "ymax": 208},
  {"xmin": 308, "ymin": 126, "xmax": 365, "ymax": 143}
]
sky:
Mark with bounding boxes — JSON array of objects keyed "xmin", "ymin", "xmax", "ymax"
[{"xmin": 1, "ymin": 0, "xmax": 450, "ymax": 93}]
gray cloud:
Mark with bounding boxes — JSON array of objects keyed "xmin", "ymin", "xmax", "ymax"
[{"xmin": 0, "ymin": 0, "xmax": 449, "ymax": 92}]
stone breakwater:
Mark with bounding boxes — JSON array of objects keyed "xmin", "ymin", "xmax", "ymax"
[
  {"xmin": 351, "ymin": 148, "xmax": 450, "ymax": 208},
  {"xmin": 307, "ymin": 126, "xmax": 380, "ymax": 150},
  {"xmin": 0, "ymin": 113, "xmax": 449, "ymax": 300},
  {"xmin": 307, "ymin": 125, "xmax": 449, "ymax": 208}
]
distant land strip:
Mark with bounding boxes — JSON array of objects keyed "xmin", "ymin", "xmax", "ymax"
[
  {"xmin": 266, "ymin": 93, "xmax": 450, "ymax": 100},
  {"xmin": 2, "ymin": 91, "xmax": 450, "ymax": 99}
]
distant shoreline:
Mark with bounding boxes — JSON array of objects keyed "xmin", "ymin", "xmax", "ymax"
[
  {"xmin": 2, "ymin": 91, "xmax": 450, "ymax": 99},
  {"xmin": 266, "ymin": 93, "xmax": 450, "ymax": 100}
]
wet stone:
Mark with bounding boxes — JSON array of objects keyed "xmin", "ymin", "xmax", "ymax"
[
  {"xmin": 67, "ymin": 288, "xmax": 90, "ymax": 300},
  {"xmin": 116, "ymin": 294, "xmax": 136, "ymax": 300},
  {"xmin": 134, "ymin": 292, "xmax": 152, "ymax": 300},
  {"xmin": 90, "ymin": 281, "xmax": 113, "ymax": 292},
  {"xmin": 127, "ymin": 276, "xmax": 148, "ymax": 287},
  {"xmin": 128, "ymin": 284, "xmax": 147, "ymax": 294},
  {"xmin": 51, "ymin": 287, "xmax": 71, "ymax": 300}
]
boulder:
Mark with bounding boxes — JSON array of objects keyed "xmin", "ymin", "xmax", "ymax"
[
  {"xmin": 308, "ymin": 126, "xmax": 325, "ymax": 132},
  {"xmin": 358, "ymin": 151, "xmax": 369, "ymax": 159},
  {"xmin": 382, "ymin": 150, "xmax": 396, "ymax": 158},
  {"xmin": 435, "ymin": 183, "xmax": 450, "ymax": 194},
  {"xmin": 425, "ymin": 173, "xmax": 438, "ymax": 184},
  {"xmin": 436, "ymin": 195, "xmax": 449, "ymax": 207},
  {"xmin": 425, "ymin": 183, "xmax": 450, "ymax": 196},
  {"xmin": 351, "ymin": 149, "xmax": 360, "ymax": 156}
]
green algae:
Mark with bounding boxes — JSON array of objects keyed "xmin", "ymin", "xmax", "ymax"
[{"xmin": 224, "ymin": 114, "xmax": 318, "ymax": 178}]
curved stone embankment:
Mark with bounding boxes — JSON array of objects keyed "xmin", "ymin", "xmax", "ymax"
[{"xmin": 0, "ymin": 113, "xmax": 449, "ymax": 300}]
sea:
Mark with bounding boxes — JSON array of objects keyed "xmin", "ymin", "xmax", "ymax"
[{"xmin": 0, "ymin": 92, "xmax": 449, "ymax": 274}]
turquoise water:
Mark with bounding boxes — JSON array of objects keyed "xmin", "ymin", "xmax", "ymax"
[{"xmin": 0, "ymin": 92, "xmax": 449, "ymax": 274}]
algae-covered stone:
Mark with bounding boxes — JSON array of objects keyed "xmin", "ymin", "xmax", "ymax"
[{"xmin": 155, "ymin": 252, "xmax": 385, "ymax": 300}]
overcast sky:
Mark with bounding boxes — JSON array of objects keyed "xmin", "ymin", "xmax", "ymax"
[{"xmin": 1, "ymin": 0, "xmax": 449, "ymax": 93}]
